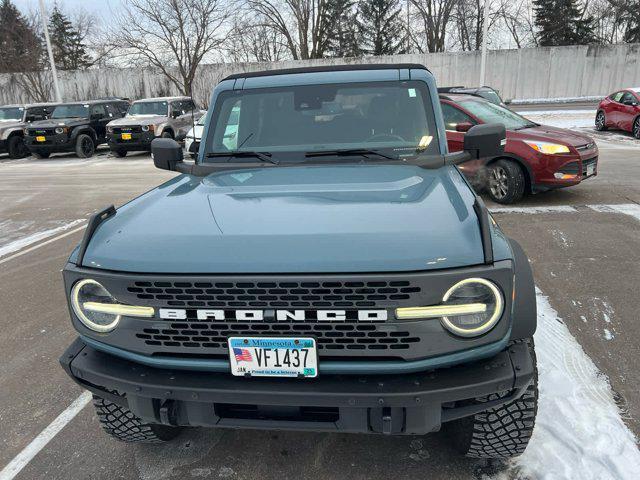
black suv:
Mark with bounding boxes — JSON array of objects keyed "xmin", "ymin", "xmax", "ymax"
[{"xmin": 24, "ymin": 100, "xmax": 129, "ymax": 158}]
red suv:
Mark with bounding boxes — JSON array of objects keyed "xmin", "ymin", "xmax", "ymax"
[
  {"xmin": 440, "ymin": 94, "xmax": 598, "ymax": 204},
  {"xmin": 596, "ymin": 89, "xmax": 640, "ymax": 138}
]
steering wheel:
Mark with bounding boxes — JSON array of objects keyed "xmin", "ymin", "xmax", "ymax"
[{"xmin": 365, "ymin": 133, "xmax": 405, "ymax": 143}]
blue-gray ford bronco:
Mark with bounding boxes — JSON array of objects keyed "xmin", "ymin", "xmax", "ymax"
[{"xmin": 60, "ymin": 64, "xmax": 538, "ymax": 458}]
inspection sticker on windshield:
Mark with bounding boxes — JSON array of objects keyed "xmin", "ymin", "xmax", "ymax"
[
  {"xmin": 228, "ymin": 337, "xmax": 318, "ymax": 378},
  {"xmin": 408, "ymin": 88, "xmax": 417, "ymax": 97}
]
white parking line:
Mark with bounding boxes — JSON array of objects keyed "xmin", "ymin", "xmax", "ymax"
[
  {"xmin": 0, "ymin": 392, "xmax": 91, "ymax": 480},
  {"xmin": 490, "ymin": 205, "xmax": 577, "ymax": 214},
  {"xmin": 0, "ymin": 223, "xmax": 86, "ymax": 266}
]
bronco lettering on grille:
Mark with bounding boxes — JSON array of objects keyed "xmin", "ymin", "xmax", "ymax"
[{"xmin": 158, "ymin": 308, "xmax": 388, "ymax": 322}]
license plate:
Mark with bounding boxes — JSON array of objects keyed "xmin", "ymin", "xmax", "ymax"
[
  {"xmin": 228, "ymin": 337, "xmax": 318, "ymax": 378},
  {"xmin": 121, "ymin": 133, "xmax": 132, "ymax": 140},
  {"xmin": 586, "ymin": 164, "xmax": 595, "ymax": 176},
  {"xmin": 35, "ymin": 136, "xmax": 45, "ymax": 142}
]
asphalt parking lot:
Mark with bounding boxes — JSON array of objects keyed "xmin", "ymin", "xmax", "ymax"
[{"xmin": 1, "ymin": 127, "xmax": 640, "ymax": 479}]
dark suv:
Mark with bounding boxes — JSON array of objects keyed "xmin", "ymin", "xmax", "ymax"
[{"xmin": 24, "ymin": 100, "xmax": 129, "ymax": 158}]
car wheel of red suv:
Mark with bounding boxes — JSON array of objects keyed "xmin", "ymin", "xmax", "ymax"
[
  {"xmin": 633, "ymin": 117, "xmax": 640, "ymax": 139},
  {"xmin": 595, "ymin": 111, "xmax": 607, "ymax": 131},
  {"xmin": 487, "ymin": 159, "xmax": 525, "ymax": 204}
]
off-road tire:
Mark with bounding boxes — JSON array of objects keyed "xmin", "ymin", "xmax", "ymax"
[
  {"xmin": 450, "ymin": 339, "xmax": 538, "ymax": 459},
  {"xmin": 595, "ymin": 110, "xmax": 607, "ymax": 131},
  {"xmin": 486, "ymin": 159, "xmax": 526, "ymax": 204},
  {"xmin": 161, "ymin": 131, "xmax": 173, "ymax": 139},
  {"xmin": 112, "ymin": 149, "xmax": 127, "ymax": 158},
  {"xmin": 75, "ymin": 133, "xmax": 95, "ymax": 158},
  {"xmin": 8, "ymin": 135, "xmax": 29, "ymax": 159},
  {"xmin": 633, "ymin": 117, "xmax": 640, "ymax": 139},
  {"xmin": 31, "ymin": 150, "xmax": 50, "ymax": 159},
  {"xmin": 93, "ymin": 396, "xmax": 181, "ymax": 443}
]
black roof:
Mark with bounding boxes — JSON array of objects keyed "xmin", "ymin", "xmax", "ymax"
[{"xmin": 222, "ymin": 63, "xmax": 430, "ymax": 81}]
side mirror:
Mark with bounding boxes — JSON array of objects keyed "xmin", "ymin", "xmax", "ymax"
[
  {"xmin": 455, "ymin": 122, "xmax": 473, "ymax": 132},
  {"xmin": 463, "ymin": 123, "xmax": 506, "ymax": 159},
  {"xmin": 504, "ymin": 98, "xmax": 512, "ymax": 105},
  {"xmin": 151, "ymin": 138, "xmax": 184, "ymax": 171}
]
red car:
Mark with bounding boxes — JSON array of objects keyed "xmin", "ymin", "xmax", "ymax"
[
  {"xmin": 440, "ymin": 94, "xmax": 598, "ymax": 204},
  {"xmin": 596, "ymin": 88, "xmax": 640, "ymax": 138}
]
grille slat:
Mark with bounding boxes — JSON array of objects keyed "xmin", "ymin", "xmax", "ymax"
[{"xmin": 128, "ymin": 280, "xmax": 421, "ymax": 308}]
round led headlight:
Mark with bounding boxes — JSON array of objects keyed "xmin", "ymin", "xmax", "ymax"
[
  {"xmin": 141, "ymin": 125, "xmax": 150, "ymax": 132},
  {"xmin": 55, "ymin": 127, "xmax": 65, "ymax": 134},
  {"xmin": 71, "ymin": 279, "xmax": 121, "ymax": 332},
  {"xmin": 440, "ymin": 278, "xmax": 503, "ymax": 337}
]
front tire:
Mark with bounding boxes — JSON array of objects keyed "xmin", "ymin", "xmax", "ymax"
[
  {"xmin": 486, "ymin": 159, "xmax": 526, "ymax": 204},
  {"xmin": 633, "ymin": 117, "xmax": 640, "ymax": 139},
  {"xmin": 75, "ymin": 134, "xmax": 95, "ymax": 158},
  {"xmin": 8, "ymin": 135, "xmax": 29, "ymax": 159},
  {"xmin": 450, "ymin": 339, "xmax": 538, "ymax": 458},
  {"xmin": 93, "ymin": 396, "xmax": 182, "ymax": 443},
  {"xmin": 161, "ymin": 131, "xmax": 173, "ymax": 139},
  {"xmin": 595, "ymin": 111, "xmax": 607, "ymax": 131}
]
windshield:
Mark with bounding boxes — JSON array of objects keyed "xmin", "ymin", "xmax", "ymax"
[
  {"xmin": 51, "ymin": 104, "xmax": 89, "ymax": 119},
  {"xmin": 459, "ymin": 100, "xmax": 535, "ymax": 130},
  {"xmin": 127, "ymin": 101, "xmax": 168, "ymax": 116},
  {"xmin": 478, "ymin": 90, "xmax": 502, "ymax": 105},
  {"xmin": 196, "ymin": 112, "xmax": 207, "ymax": 126},
  {"xmin": 203, "ymin": 81, "xmax": 440, "ymax": 162},
  {"xmin": 0, "ymin": 107, "xmax": 24, "ymax": 121}
]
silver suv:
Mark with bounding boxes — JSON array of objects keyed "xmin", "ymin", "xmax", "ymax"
[
  {"xmin": 0, "ymin": 103, "xmax": 59, "ymax": 158},
  {"xmin": 106, "ymin": 96, "xmax": 203, "ymax": 157}
]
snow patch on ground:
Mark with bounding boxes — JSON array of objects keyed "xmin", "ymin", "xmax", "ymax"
[
  {"xmin": 506, "ymin": 290, "xmax": 640, "ymax": 479},
  {"xmin": 516, "ymin": 109, "xmax": 597, "ymax": 129},
  {"xmin": 588, "ymin": 204, "xmax": 640, "ymax": 223},
  {"xmin": 490, "ymin": 205, "xmax": 577, "ymax": 214},
  {"xmin": 0, "ymin": 219, "xmax": 85, "ymax": 258},
  {"xmin": 511, "ymin": 96, "xmax": 603, "ymax": 105}
]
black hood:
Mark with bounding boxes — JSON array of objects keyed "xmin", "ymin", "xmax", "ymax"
[{"xmin": 29, "ymin": 117, "xmax": 90, "ymax": 129}]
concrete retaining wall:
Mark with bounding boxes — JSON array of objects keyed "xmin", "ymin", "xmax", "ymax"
[{"xmin": 1, "ymin": 44, "xmax": 639, "ymax": 106}]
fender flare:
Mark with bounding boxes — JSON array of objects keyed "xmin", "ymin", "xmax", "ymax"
[
  {"xmin": 70, "ymin": 126, "xmax": 97, "ymax": 143},
  {"xmin": 4, "ymin": 127, "xmax": 25, "ymax": 141},
  {"xmin": 508, "ymin": 238, "xmax": 537, "ymax": 340}
]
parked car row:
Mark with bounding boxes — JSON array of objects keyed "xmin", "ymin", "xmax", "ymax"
[
  {"xmin": 596, "ymin": 87, "xmax": 640, "ymax": 138},
  {"xmin": 1, "ymin": 96, "xmax": 204, "ymax": 159}
]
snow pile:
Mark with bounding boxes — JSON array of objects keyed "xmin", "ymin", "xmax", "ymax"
[
  {"xmin": 508, "ymin": 290, "xmax": 640, "ymax": 479},
  {"xmin": 516, "ymin": 109, "xmax": 597, "ymax": 129},
  {"xmin": 511, "ymin": 96, "xmax": 603, "ymax": 105}
]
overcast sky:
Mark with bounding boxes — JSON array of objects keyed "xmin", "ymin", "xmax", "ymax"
[{"xmin": 13, "ymin": 0, "xmax": 120, "ymax": 21}]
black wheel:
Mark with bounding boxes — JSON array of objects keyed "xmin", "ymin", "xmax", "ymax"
[
  {"xmin": 486, "ymin": 159, "xmax": 526, "ymax": 204},
  {"xmin": 112, "ymin": 149, "xmax": 127, "ymax": 158},
  {"xmin": 595, "ymin": 111, "xmax": 607, "ymax": 131},
  {"xmin": 450, "ymin": 339, "xmax": 538, "ymax": 459},
  {"xmin": 633, "ymin": 117, "xmax": 640, "ymax": 139},
  {"xmin": 8, "ymin": 135, "xmax": 29, "ymax": 159},
  {"xmin": 93, "ymin": 396, "xmax": 181, "ymax": 443},
  {"xmin": 161, "ymin": 131, "xmax": 173, "ymax": 139},
  {"xmin": 75, "ymin": 133, "xmax": 95, "ymax": 158},
  {"xmin": 31, "ymin": 150, "xmax": 50, "ymax": 159}
]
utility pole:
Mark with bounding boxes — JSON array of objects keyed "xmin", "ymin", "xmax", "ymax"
[
  {"xmin": 38, "ymin": 0, "xmax": 62, "ymax": 102},
  {"xmin": 406, "ymin": 0, "xmax": 410, "ymax": 53},
  {"xmin": 479, "ymin": 0, "xmax": 490, "ymax": 86}
]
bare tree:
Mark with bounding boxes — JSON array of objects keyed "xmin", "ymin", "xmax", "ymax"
[
  {"xmin": 246, "ymin": 0, "xmax": 333, "ymax": 59},
  {"xmin": 225, "ymin": 15, "xmax": 289, "ymax": 62},
  {"xmin": 105, "ymin": 0, "xmax": 231, "ymax": 95},
  {"xmin": 409, "ymin": 0, "xmax": 456, "ymax": 53},
  {"xmin": 495, "ymin": 0, "xmax": 537, "ymax": 48}
]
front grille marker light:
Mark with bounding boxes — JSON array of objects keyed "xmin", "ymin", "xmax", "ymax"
[
  {"xmin": 396, "ymin": 303, "xmax": 487, "ymax": 320},
  {"xmin": 83, "ymin": 302, "xmax": 154, "ymax": 318}
]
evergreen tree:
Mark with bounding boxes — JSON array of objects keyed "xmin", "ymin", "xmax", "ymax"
[
  {"xmin": 533, "ymin": 0, "xmax": 596, "ymax": 46},
  {"xmin": 48, "ymin": 4, "xmax": 91, "ymax": 70},
  {"xmin": 357, "ymin": 0, "xmax": 406, "ymax": 56},
  {"xmin": 325, "ymin": 0, "xmax": 361, "ymax": 57},
  {"xmin": 0, "ymin": 0, "xmax": 42, "ymax": 73}
]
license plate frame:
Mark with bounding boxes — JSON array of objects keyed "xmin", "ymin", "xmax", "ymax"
[
  {"xmin": 228, "ymin": 337, "xmax": 318, "ymax": 378},
  {"xmin": 35, "ymin": 136, "xmax": 46, "ymax": 142},
  {"xmin": 586, "ymin": 164, "xmax": 595, "ymax": 176},
  {"xmin": 121, "ymin": 133, "xmax": 132, "ymax": 140}
]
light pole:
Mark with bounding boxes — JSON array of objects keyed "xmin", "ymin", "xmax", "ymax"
[
  {"xmin": 479, "ymin": 0, "xmax": 490, "ymax": 86},
  {"xmin": 38, "ymin": 0, "xmax": 62, "ymax": 102}
]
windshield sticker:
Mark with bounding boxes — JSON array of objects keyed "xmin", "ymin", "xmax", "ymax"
[
  {"xmin": 408, "ymin": 88, "xmax": 417, "ymax": 98},
  {"xmin": 418, "ymin": 135, "xmax": 433, "ymax": 149}
]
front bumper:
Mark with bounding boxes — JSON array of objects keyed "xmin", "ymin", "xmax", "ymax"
[
  {"xmin": 24, "ymin": 134, "xmax": 74, "ymax": 152},
  {"xmin": 61, "ymin": 337, "xmax": 534, "ymax": 434},
  {"xmin": 107, "ymin": 132, "xmax": 156, "ymax": 151}
]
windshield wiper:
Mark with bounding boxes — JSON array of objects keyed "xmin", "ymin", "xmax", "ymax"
[
  {"xmin": 513, "ymin": 123, "xmax": 538, "ymax": 131},
  {"xmin": 206, "ymin": 151, "xmax": 279, "ymax": 165},
  {"xmin": 305, "ymin": 148, "xmax": 397, "ymax": 161}
]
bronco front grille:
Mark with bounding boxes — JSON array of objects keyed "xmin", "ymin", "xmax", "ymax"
[
  {"xmin": 136, "ymin": 319, "xmax": 420, "ymax": 353},
  {"xmin": 127, "ymin": 280, "xmax": 422, "ymax": 309}
]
